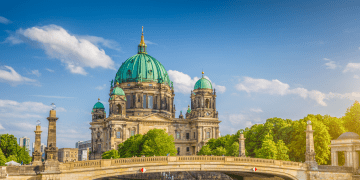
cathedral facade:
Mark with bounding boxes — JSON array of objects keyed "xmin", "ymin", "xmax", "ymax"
[{"xmin": 89, "ymin": 28, "xmax": 221, "ymax": 160}]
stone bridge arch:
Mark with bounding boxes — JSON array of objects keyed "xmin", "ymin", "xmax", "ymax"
[{"xmin": 54, "ymin": 156, "xmax": 307, "ymax": 180}]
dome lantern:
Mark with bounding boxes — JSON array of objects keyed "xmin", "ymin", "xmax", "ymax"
[{"xmin": 138, "ymin": 26, "xmax": 147, "ymax": 54}]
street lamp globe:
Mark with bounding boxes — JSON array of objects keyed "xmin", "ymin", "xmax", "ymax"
[{"xmin": 51, "ymin": 103, "xmax": 56, "ymax": 110}]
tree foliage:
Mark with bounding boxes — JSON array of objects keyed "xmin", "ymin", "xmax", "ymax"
[
  {"xmin": 276, "ymin": 140, "xmax": 289, "ymax": 161},
  {"xmin": 16, "ymin": 147, "xmax": 31, "ymax": 164},
  {"xmin": 0, "ymin": 134, "xmax": 18, "ymax": 158},
  {"xmin": 118, "ymin": 129, "xmax": 176, "ymax": 158},
  {"xmin": 0, "ymin": 149, "xmax": 6, "ymax": 166},
  {"xmin": 342, "ymin": 101, "xmax": 360, "ymax": 135},
  {"xmin": 212, "ymin": 146, "xmax": 226, "ymax": 156},
  {"xmin": 102, "ymin": 149, "xmax": 120, "ymax": 159},
  {"xmin": 198, "ymin": 145, "xmax": 212, "ymax": 155},
  {"xmin": 255, "ymin": 133, "xmax": 277, "ymax": 159},
  {"xmin": 198, "ymin": 130, "xmax": 241, "ymax": 156}
]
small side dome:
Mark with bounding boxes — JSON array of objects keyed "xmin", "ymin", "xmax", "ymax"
[
  {"xmin": 93, "ymin": 102, "xmax": 104, "ymax": 109},
  {"xmin": 337, "ymin": 132, "xmax": 360, "ymax": 140},
  {"xmin": 112, "ymin": 87, "xmax": 125, "ymax": 96},
  {"xmin": 194, "ymin": 71, "xmax": 212, "ymax": 90}
]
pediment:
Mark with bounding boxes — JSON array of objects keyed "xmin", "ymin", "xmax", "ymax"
[{"xmin": 138, "ymin": 113, "xmax": 172, "ymax": 122}]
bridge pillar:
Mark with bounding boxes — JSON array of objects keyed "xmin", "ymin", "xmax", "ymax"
[
  {"xmin": 305, "ymin": 120, "xmax": 318, "ymax": 171},
  {"xmin": 32, "ymin": 124, "xmax": 42, "ymax": 166},
  {"xmin": 239, "ymin": 133, "xmax": 246, "ymax": 157},
  {"xmin": 43, "ymin": 108, "xmax": 60, "ymax": 173}
]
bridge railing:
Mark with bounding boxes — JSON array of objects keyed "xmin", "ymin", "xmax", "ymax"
[
  {"xmin": 61, "ymin": 156, "xmax": 305, "ymax": 171},
  {"xmin": 112, "ymin": 156, "xmax": 168, "ymax": 166}
]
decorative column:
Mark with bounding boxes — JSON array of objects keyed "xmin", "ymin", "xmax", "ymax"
[
  {"xmin": 239, "ymin": 133, "xmax": 246, "ymax": 157},
  {"xmin": 43, "ymin": 105, "xmax": 60, "ymax": 173},
  {"xmin": 32, "ymin": 121, "xmax": 42, "ymax": 166},
  {"xmin": 122, "ymin": 124, "xmax": 127, "ymax": 141},
  {"xmin": 305, "ymin": 120, "xmax": 318, "ymax": 170},
  {"xmin": 331, "ymin": 151, "xmax": 338, "ymax": 166}
]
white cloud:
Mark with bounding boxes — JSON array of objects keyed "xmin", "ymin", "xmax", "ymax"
[
  {"xmin": 30, "ymin": 70, "xmax": 41, "ymax": 77},
  {"xmin": 235, "ymin": 77, "xmax": 289, "ymax": 95},
  {"xmin": 323, "ymin": 58, "xmax": 337, "ymax": 69},
  {"xmin": 343, "ymin": 63, "xmax": 360, "ymax": 73},
  {"xmin": 32, "ymin": 95, "xmax": 75, "ymax": 99},
  {"xmin": 77, "ymin": 35, "xmax": 121, "ymax": 51},
  {"xmin": 3, "ymin": 35, "xmax": 23, "ymax": 44},
  {"xmin": 144, "ymin": 40, "xmax": 157, "ymax": 45},
  {"xmin": 45, "ymin": 68, "xmax": 54, "ymax": 72},
  {"xmin": 0, "ymin": 65, "xmax": 38, "ymax": 86},
  {"xmin": 95, "ymin": 84, "xmax": 106, "ymax": 90},
  {"xmin": 249, "ymin": 108, "xmax": 263, "ymax": 113},
  {"xmin": 0, "ymin": 16, "xmax": 11, "ymax": 24},
  {"xmin": 354, "ymin": 75, "xmax": 360, "ymax": 79},
  {"xmin": 235, "ymin": 76, "xmax": 360, "ymax": 106},
  {"xmin": 0, "ymin": 123, "xmax": 4, "ymax": 130},
  {"xmin": 0, "ymin": 99, "xmax": 66, "ymax": 113},
  {"xmin": 168, "ymin": 70, "xmax": 226, "ymax": 94},
  {"xmin": 16, "ymin": 25, "xmax": 115, "ymax": 75}
]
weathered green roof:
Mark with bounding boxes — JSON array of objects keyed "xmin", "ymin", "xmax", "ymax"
[
  {"xmin": 112, "ymin": 87, "xmax": 125, "ymax": 96},
  {"xmin": 115, "ymin": 54, "xmax": 172, "ymax": 86},
  {"xmin": 93, "ymin": 102, "xmax": 104, "ymax": 109},
  {"xmin": 194, "ymin": 77, "xmax": 212, "ymax": 90}
]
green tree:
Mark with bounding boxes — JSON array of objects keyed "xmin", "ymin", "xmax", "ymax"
[
  {"xmin": 0, "ymin": 134, "xmax": 18, "ymax": 158},
  {"xmin": 141, "ymin": 129, "xmax": 177, "ymax": 156},
  {"xmin": 102, "ymin": 149, "xmax": 120, "ymax": 159},
  {"xmin": 343, "ymin": 101, "xmax": 360, "ymax": 134},
  {"xmin": 0, "ymin": 149, "xmax": 6, "ymax": 166},
  {"xmin": 6, "ymin": 155, "xmax": 17, "ymax": 162},
  {"xmin": 16, "ymin": 147, "xmax": 31, "ymax": 164},
  {"xmin": 255, "ymin": 133, "xmax": 277, "ymax": 159},
  {"xmin": 276, "ymin": 140, "xmax": 289, "ymax": 161},
  {"xmin": 244, "ymin": 124, "xmax": 267, "ymax": 157},
  {"xmin": 212, "ymin": 146, "xmax": 226, "ymax": 156},
  {"xmin": 226, "ymin": 142, "xmax": 239, "ymax": 157},
  {"xmin": 118, "ymin": 134, "xmax": 144, "ymax": 158},
  {"xmin": 118, "ymin": 129, "xmax": 177, "ymax": 158},
  {"xmin": 198, "ymin": 145, "xmax": 212, "ymax": 155}
]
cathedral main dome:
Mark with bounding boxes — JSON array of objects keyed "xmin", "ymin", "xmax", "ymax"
[{"xmin": 114, "ymin": 27, "xmax": 172, "ymax": 87}]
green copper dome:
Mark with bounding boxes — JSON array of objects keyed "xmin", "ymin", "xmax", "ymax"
[
  {"xmin": 93, "ymin": 102, "xmax": 104, "ymax": 109},
  {"xmin": 115, "ymin": 54, "xmax": 172, "ymax": 86},
  {"xmin": 114, "ymin": 28, "xmax": 172, "ymax": 87},
  {"xmin": 112, "ymin": 87, "xmax": 125, "ymax": 96},
  {"xmin": 194, "ymin": 72, "xmax": 212, "ymax": 89}
]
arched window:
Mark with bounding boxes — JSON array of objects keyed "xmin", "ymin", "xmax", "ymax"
[
  {"xmin": 177, "ymin": 147, "xmax": 180, "ymax": 155},
  {"xmin": 205, "ymin": 99, "xmax": 209, "ymax": 108},
  {"xmin": 117, "ymin": 104, "xmax": 121, "ymax": 114},
  {"xmin": 116, "ymin": 131, "xmax": 121, "ymax": 139},
  {"xmin": 206, "ymin": 132, "xmax": 210, "ymax": 139}
]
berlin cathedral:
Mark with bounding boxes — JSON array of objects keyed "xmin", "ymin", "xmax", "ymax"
[{"xmin": 90, "ymin": 27, "xmax": 221, "ymax": 160}]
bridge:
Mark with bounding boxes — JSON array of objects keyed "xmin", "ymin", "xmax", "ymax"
[{"xmin": 1, "ymin": 155, "xmax": 357, "ymax": 180}]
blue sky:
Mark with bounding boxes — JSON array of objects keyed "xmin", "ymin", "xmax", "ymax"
[{"xmin": 1, "ymin": 0, "xmax": 360, "ymax": 151}]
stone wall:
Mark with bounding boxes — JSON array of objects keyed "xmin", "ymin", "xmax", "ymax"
[{"xmin": 308, "ymin": 171, "xmax": 353, "ymax": 180}]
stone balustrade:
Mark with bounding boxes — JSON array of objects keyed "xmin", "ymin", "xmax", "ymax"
[{"xmin": 61, "ymin": 155, "xmax": 306, "ymax": 171}]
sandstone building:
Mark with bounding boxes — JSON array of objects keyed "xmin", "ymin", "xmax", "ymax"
[
  {"xmin": 90, "ymin": 27, "xmax": 221, "ymax": 159},
  {"xmin": 58, "ymin": 148, "xmax": 78, "ymax": 163}
]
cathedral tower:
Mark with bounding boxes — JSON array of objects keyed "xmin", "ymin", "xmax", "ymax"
[
  {"xmin": 109, "ymin": 83, "xmax": 127, "ymax": 118},
  {"xmin": 92, "ymin": 99, "xmax": 105, "ymax": 122},
  {"xmin": 188, "ymin": 71, "xmax": 218, "ymax": 119}
]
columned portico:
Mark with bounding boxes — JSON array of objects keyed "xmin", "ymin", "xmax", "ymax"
[{"xmin": 329, "ymin": 132, "xmax": 360, "ymax": 172}]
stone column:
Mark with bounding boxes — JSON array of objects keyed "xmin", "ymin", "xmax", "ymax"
[
  {"xmin": 331, "ymin": 151, "xmax": 338, "ymax": 166},
  {"xmin": 352, "ymin": 150, "xmax": 359, "ymax": 170},
  {"xmin": 239, "ymin": 133, "xmax": 246, "ymax": 157},
  {"xmin": 43, "ymin": 109, "xmax": 60, "ymax": 173},
  {"xmin": 215, "ymin": 128, "xmax": 219, "ymax": 139},
  {"xmin": 212, "ymin": 127, "xmax": 215, "ymax": 138},
  {"xmin": 197, "ymin": 127, "xmax": 201, "ymax": 142},
  {"xmin": 304, "ymin": 120, "xmax": 318, "ymax": 170},
  {"xmin": 32, "ymin": 125, "xmax": 42, "ymax": 166},
  {"xmin": 122, "ymin": 124, "xmax": 127, "ymax": 141},
  {"xmin": 202, "ymin": 127, "xmax": 205, "ymax": 140}
]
